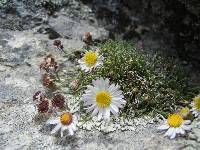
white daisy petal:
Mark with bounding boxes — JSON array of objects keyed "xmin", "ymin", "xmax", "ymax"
[
  {"xmin": 60, "ymin": 126, "xmax": 64, "ymax": 137},
  {"xmin": 51, "ymin": 123, "xmax": 61, "ymax": 134},
  {"xmin": 158, "ymin": 124, "xmax": 170, "ymax": 130},
  {"xmin": 70, "ymin": 123, "xmax": 76, "ymax": 131},
  {"xmin": 178, "ymin": 128, "xmax": 185, "ymax": 135},
  {"xmin": 181, "ymin": 125, "xmax": 191, "ymax": 131},
  {"xmin": 46, "ymin": 118, "xmax": 60, "ymax": 125},
  {"xmin": 68, "ymin": 126, "xmax": 74, "ymax": 135},
  {"xmin": 170, "ymin": 129, "xmax": 177, "ymax": 139},
  {"xmin": 111, "ymin": 101, "xmax": 124, "ymax": 108},
  {"xmin": 98, "ymin": 109, "xmax": 103, "ymax": 120},
  {"xmin": 62, "ymin": 125, "xmax": 68, "ymax": 131},
  {"xmin": 164, "ymin": 128, "xmax": 174, "ymax": 137},
  {"xmin": 72, "ymin": 116, "xmax": 78, "ymax": 124},
  {"xmin": 184, "ymin": 120, "xmax": 191, "ymax": 125},
  {"xmin": 103, "ymin": 107, "xmax": 110, "ymax": 121},
  {"xmin": 92, "ymin": 106, "xmax": 99, "ymax": 116},
  {"xmin": 86, "ymin": 104, "xmax": 96, "ymax": 113},
  {"xmin": 110, "ymin": 104, "xmax": 119, "ymax": 115}
]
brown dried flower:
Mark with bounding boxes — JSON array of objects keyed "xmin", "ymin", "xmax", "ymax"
[
  {"xmin": 83, "ymin": 32, "xmax": 92, "ymax": 45},
  {"xmin": 42, "ymin": 74, "xmax": 55, "ymax": 88},
  {"xmin": 52, "ymin": 93, "xmax": 65, "ymax": 109},
  {"xmin": 40, "ymin": 54, "xmax": 59, "ymax": 72},
  {"xmin": 33, "ymin": 91, "xmax": 46, "ymax": 104},
  {"xmin": 53, "ymin": 40, "xmax": 64, "ymax": 51},
  {"xmin": 53, "ymin": 40, "xmax": 61, "ymax": 47},
  {"xmin": 37, "ymin": 98, "xmax": 50, "ymax": 113}
]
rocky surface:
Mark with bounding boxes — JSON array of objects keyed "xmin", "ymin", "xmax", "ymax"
[
  {"xmin": 82, "ymin": 0, "xmax": 200, "ymax": 68},
  {"xmin": 0, "ymin": 0, "xmax": 200, "ymax": 150}
]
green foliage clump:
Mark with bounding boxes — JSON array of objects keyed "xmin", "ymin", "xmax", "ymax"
[{"xmin": 75, "ymin": 41, "xmax": 197, "ymax": 117}]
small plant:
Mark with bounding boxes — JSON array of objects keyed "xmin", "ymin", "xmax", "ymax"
[
  {"xmin": 32, "ymin": 38, "xmax": 200, "ymax": 140},
  {"xmin": 75, "ymin": 40, "xmax": 197, "ymax": 117}
]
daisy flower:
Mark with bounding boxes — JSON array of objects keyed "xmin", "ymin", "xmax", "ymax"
[
  {"xmin": 158, "ymin": 113, "xmax": 191, "ymax": 139},
  {"xmin": 82, "ymin": 78, "xmax": 126, "ymax": 121},
  {"xmin": 78, "ymin": 50, "xmax": 104, "ymax": 72},
  {"xmin": 46, "ymin": 112, "xmax": 77, "ymax": 137},
  {"xmin": 191, "ymin": 95, "xmax": 200, "ymax": 117}
]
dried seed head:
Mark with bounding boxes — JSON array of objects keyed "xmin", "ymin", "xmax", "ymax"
[
  {"xmin": 52, "ymin": 93, "xmax": 65, "ymax": 109},
  {"xmin": 53, "ymin": 40, "xmax": 61, "ymax": 47},
  {"xmin": 33, "ymin": 91, "xmax": 46, "ymax": 104},
  {"xmin": 40, "ymin": 54, "xmax": 59, "ymax": 72},
  {"xmin": 42, "ymin": 74, "xmax": 55, "ymax": 88},
  {"xmin": 37, "ymin": 98, "xmax": 50, "ymax": 113},
  {"xmin": 33, "ymin": 91, "xmax": 42, "ymax": 101},
  {"xmin": 53, "ymin": 40, "xmax": 64, "ymax": 50},
  {"xmin": 83, "ymin": 32, "xmax": 92, "ymax": 45}
]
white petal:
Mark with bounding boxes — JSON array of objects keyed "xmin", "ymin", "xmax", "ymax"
[
  {"xmin": 91, "ymin": 106, "xmax": 99, "ymax": 116},
  {"xmin": 70, "ymin": 123, "xmax": 76, "ymax": 131},
  {"xmin": 87, "ymin": 85, "xmax": 99, "ymax": 94},
  {"xmin": 93, "ymin": 78, "xmax": 103, "ymax": 89},
  {"xmin": 164, "ymin": 128, "xmax": 174, "ymax": 137},
  {"xmin": 184, "ymin": 120, "xmax": 191, "ymax": 125},
  {"xmin": 60, "ymin": 126, "xmax": 65, "ymax": 137},
  {"xmin": 103, "ymin": 107, "xmax": 110, "ymax": 121},
  {"xmin": 72, "ymin": 115, "xmax": 78, "ymax": 124},
  {"xmin": 181, "ymin": 125, "xmax": 191, "ymax": 131},
  {"xmin": 98, "ymin": 109, "xmax": 103, "ymax": 120},
  {"xmin": 83, "ymin": 100, "xmax": 95, "ymax": 106},
  {"xmin": 108, "ymin": 84, "xmax": 118, "ymax": 94},
  {"xmin": 46, "ymin": 118, "xmax": 60, "ymax": 125},
  {"xmin": 178, "ymin": 128, "xmax": 185, "ymax": 135},
  {"xmin": 170, "ymin": 129, "xmax": 176, "ymax": 139},
  {"xmin": 51, "ymin": 123, "xmax": 61, "ymax": 134},
  {"xmin": 111, "ymin": 101, "xmax": 123, "ymax": 108},
  {"xmin": 92, "ymin": 79, "xmax": 100, "ymax": 88},
  {"xmin": 68, "ymin": 126, "xmax": 74, "ymax": 135},
  {"xmin": 111, "ymin": 99, "xmax": 126, "ymax": 108},
  {"xmin": 99, "ymin": 78, "xmax": 106, "ymax": 90},
  {"xmin": 104, "ymin": 78, "xmax": 110, "ymax": 89},
  {"xmin": 112, "ymin": 91, "xmax": 123, "ymax": 97},
  {"xmin": 78, "ymin": 59, "xmax": 84, "ymax": 64},
  {"xmin": 158, "ymin": 124, "xmax": 169, "ymax": 130},
  {"xmin": 110, "ymin": 104, "xmax": 119, "ymax": 116},
  {"xmin": 86, "ymin": 104, "xmax": 96, "ymax": 113}
]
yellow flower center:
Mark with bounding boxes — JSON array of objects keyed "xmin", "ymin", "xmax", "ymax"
[
  {"xmin": 96, "ymin": 91, "xmax": 111, "ymax": 108},
  {"xmin": 167, "ymin": 113, "xmax": 183, "ymax": 128},
  {"xmin": 60, "ymin": 112, "xmax": 72, "ymax": 125},
  {"xmin": 194, "ymin": 96, "xmax": 200, "ymax": 111},
  {"xmin": 83, "ymin": 51, "xmax": 97, "ymax": 66},
  {"xmin": 180, "ymin": 107, "xmax": 190, "ymax": 116}
]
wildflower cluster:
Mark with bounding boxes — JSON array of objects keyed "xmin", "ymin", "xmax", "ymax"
[
  {"xmin": 158, "ymin": 95, "xmax": 200, "ymax": 139},
  {"xmin": 32, "ymin": 36, "xmax": 199, "ymax": 140},
  {"xmin": 75, "ymin": 41, "xmax": 197, "ymax": 116},
  {"xmin": 33, "ymin": 40, "xmax": 78, "ymax": 137},
  {"xmin": 72, "ymin": 40, "xmax": 199, "ymax": 139}
]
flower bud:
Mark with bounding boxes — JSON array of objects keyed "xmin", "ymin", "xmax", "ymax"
[{"xmin": 69, "ymin": 80, "xmax": 79, "ymax": 90}]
